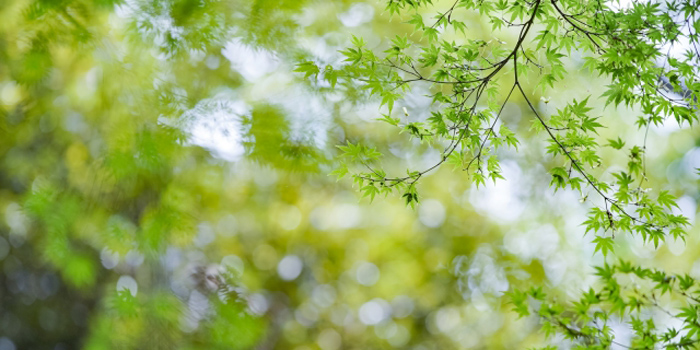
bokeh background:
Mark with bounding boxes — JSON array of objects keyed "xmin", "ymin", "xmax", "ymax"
[{"xmin": 0, "ymin": 0, "xmax": 698, "ymax": 349}]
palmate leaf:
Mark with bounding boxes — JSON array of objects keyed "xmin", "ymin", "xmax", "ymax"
[
  {"xmin": 324, "ymin": 65, "xmax": 338, "ymax": 88},
  {"xmin": 361, "ymin": 183, "xmax": 380, "ymax": 202},
  {"xmin": 657, "ymin": 190, "xmax": 680, "ymax": 210},
  {"xmin": 329, "ymin": 164, "xmax": 349, "ymax": 180},
  {"xmin": 592, "ymin": 236, "xmax": 615, "ymax": 256},
  {"xmin": 340, "ymin": 47, "xmax": 363, "ymax": 64},
  {"xmin": 607, "ymin": 137, "xmax": 625, "ymax": 150},
  {"xmin": 294, "ymin": 60, "xmax": 320, "ymax": 79}
]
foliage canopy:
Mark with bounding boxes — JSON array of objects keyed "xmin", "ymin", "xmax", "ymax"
[
  {"xmin": 0, "ymin": 0, "xmax": 699, "ymax": 349},
  {"xmin": 305, "ymin": 0, "xmax": 700, "ymax": 347}
]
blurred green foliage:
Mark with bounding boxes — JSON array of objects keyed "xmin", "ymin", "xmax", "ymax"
[{"xmin": 0, "ymin": 0, "xmax": 699, "ymax": 349}]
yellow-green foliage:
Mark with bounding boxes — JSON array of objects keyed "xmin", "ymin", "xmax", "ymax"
[{"xmin": 1, "ymin": 0, "xmax": 700, "ymax": 349}]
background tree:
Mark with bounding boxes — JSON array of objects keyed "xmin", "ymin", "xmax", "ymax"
[{"xmin": 0, "ymin": 0, "xmax": 698, "ymax": 349}]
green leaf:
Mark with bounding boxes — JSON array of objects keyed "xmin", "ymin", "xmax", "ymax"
[
  {"xmin": 657, "ymin": 190, "xmax": 679, "ymax": 210},
  {"xmin": 294, "ymin": 60, "xmax": 320, "ymax": 79},
  {"xmin": 607, "ymin": 137, "xmax": 625, "ymax": 150},
  {"xmin": 361, "ymin": 184, "xmax": 380, "ymax": 202},
  {"xmin": 329, "ymin": 164, "xmax": 349, "ymax": 180},
  {"xmin": 593, "ymin": 236, "xmax": 615, "ymax": 257}
]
